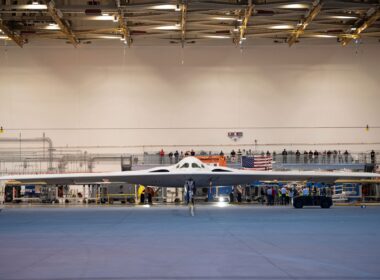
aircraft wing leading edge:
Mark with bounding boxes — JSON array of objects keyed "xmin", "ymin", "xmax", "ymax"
[{"xmin": 1, "ymin": 169, "xmax": 380, "ymax": 187}]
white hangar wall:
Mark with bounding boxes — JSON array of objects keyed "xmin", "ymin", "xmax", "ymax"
[{"xmin": 0, "ymin": 44, "xmax": 379, "ymax": 153}]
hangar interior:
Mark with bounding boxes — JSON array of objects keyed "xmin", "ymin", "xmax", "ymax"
[{"xmin": 0, "ymin": 0, "xmax": 379, "ymax": 205}]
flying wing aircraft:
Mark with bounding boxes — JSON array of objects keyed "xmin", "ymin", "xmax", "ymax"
[{"xmin": 1, "ymin": 156, "xmax": 379, "ymax": 187}]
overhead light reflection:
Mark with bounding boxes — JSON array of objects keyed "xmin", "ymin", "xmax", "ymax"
[
  {"xmin": 19, "ymin": 4, "xmax": 47, "ymax": 10},
  {"xmin": 45, "ymin": 23, "xmax": 60, "ymax": 30},
  {"xmin": 89, "ymin": 15, "xmax": 115, "ymax": 21},
  {"xmin": 279, "ymin": 4, "xmax": 309, "ymax": 9},
  {"xmin": 150, "ymin": 4, "xmax": 178, "ymax": 10},
  {"xmin": 204, "ymin": 35, "xmax": 230, "ymax": 39},
  {"xmin": 269, "ymin": 25, "xmax": 294, "ymax": 30},
  {"xmin": 331, "ymin": 15, "xmax": 357, "ymax": 20},
  {"xmin": 214, "ymin": 17, "xmax": 237, "ymax": 21},
  {"xmin": 98, "ymin": 35, "xmax": 121, "ymax": 39},
  {"xmin": 154, "ymin": 25, "xmax": 180, "ymax": 30},
  {"xmin": 216, "ymin": 201, "xmax": 229, "ymax": 208},
  {"xmin": 313, "ymin": 34, "xmax": 337, "ymax": 38}
]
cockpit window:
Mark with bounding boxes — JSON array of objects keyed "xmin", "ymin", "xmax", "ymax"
[
  {"xmin": 191, "ymin": 163, "xmax": 201, "ymax": 168},
  {"xmin": 180, "ymin": 163, "xmax": 189, "ymax": 168}
]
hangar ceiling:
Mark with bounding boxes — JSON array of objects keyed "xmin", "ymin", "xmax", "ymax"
[{"xmin": 0, "ymin": 0, "xmax": 379, "ymax": 47}]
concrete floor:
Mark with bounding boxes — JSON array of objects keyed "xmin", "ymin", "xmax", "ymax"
[{"xmin": 0, "ymin": 205, "xmax": 380, "ymax": 280}]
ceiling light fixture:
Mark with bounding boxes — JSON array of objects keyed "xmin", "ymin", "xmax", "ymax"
[
  {"xmin": 313, "ymin": 34, "xmax": 336, "ymax": 38},
  {"xmin": 214, "ymin": 17, "xmax": 236, "ymax": 21},
  {"xmin": 332, "ymin": 15, "xmax": 357, "ymax": 20},
  {"xmin": 269, "ymin": 24, "xmax": 294, "ymax": 29},
  {"xmin": 279, "ymin": 4, "xmax": 309, "ymax": 9},
  {"xmin": 20, "ymin": 4, "xmax": 47, "ymax": 10},
  {"xmin": 204, "ymin": 35, "xmax": 230, "ymax": 39},
  {"xmin": 45, "ymin": 23, "xmax": 60, "ymax": 30},
  {"xmin": 154, "ymin": 25, "xmax": 180, "ymax": 30},
  {"xmin": 0, "ymin": 35, "xmax": 9, "ymax": 39},
  {"xmin": 99, "ymin": 35, "xmax": 120, "ymax": 39},
  {"xmin": 150, "ymin": 4, "xmax": 178, "ymax": 10},
  {"xmin": 89, "ymin": 15, "xmax": 114, "ymax": 20}
]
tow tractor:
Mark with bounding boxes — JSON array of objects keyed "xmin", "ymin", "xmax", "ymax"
[{"xmin": 293, "ymin": 195, "xmax": 333, "ymax": 209}]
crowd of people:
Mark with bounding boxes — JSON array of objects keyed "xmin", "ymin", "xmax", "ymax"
[
  {"xmin": 260, "ymin": 185, "xmax": 332, "ymax": 206},
  {"xmin": 156, "ymin": 148, "xmax": 377, "ymax": 165},
  {"xmin": 159, "ymin": 149, "xmax": 197, "ymax": 164},
  {"xmin": 280, "ymin": 149, "xmax": 353, "ymax": 164}
]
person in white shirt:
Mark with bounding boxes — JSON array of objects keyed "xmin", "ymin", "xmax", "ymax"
[
  {"xmin": 302, "ymin": 187, "xmax": 309, "ymax": 196},
  {"xmin": 281, "ymin": 186, "xmax": 287, "ymax": 205},
  {"xmin": 266, "ymin": 187, "xmax": 273, "ymax": 205}
]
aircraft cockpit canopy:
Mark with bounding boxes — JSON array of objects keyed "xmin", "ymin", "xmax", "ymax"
[{"xmin": 176, "ymin": 159, "xmax": 205, "ymax": 169}]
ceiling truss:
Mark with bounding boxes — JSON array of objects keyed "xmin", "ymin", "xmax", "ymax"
[
  {"xmin": 0, "ymin": 18, "xmax": 26, "ymax": 47},
  {"xmin": 0, "ymin": 0, "xmax": 378, "ymax": 47},
  {"xmin": 45, "ymin": 0, "xmax": 79, "ymax": 47}
]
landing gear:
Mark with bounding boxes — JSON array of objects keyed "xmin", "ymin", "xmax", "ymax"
[{"xmin": 185, "ymin": 179, "xmax": 195, "ymax": 217}]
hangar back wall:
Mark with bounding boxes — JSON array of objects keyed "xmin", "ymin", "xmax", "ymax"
[{"xmin": 0, "ymin": 44, "xmax": 379, "ymax": 153}]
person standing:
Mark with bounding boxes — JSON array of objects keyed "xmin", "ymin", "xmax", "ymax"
[
  {"xmin": 327, "ymin": 150, "xmax": 332, "ymax": 163},
  {"xmin": 146, "ymin": 187, "xmax": 154, "ymax": 205},
  {"xmin": 260, "ymin": 187, "xmax": 265, "ymax": 205},
  {"xmin": 289, "ymin": 187, "xmax": 295, "ymax": 206},
  {"xmin": 272, "ymin": 187, "xmax": 278, "ymax": 205},
  {"xmin": 282, "ymin": 149, "xmax": 288, "ymax": 164},
  {"xmin": 159, "ymin": 149, "xmax": 165, "ymax": 164},
  {"xmin": 295, "ymin": 150, "xmax": 301, "ymax": 163},
  {"xmin": 168, "ymin": 152, "xmax": 173, "ymax": 164},
  {"xmin": 344, "ymin": 150, "xmax": 349, "ymax": 163},
  {"xmin": 314, "ymin": 150, "xmax": 319, "ymax": 163},
  {"xmin": 303, "ymin": 151, "xmax": 308, "ymax": 163},
  {"xmin": 237, "ymin": 149, "xmax": 242, "ymax": 161},
  {"xmin": 302, "ymin": 187, "xmax": 309, "ymax": 196},
  {"xmin": 280, "ymin": 186, "xmax": 287, "ymax": 205},
  {"xmin": 266, "ymin": 187, "xmax": 273, "ymax": 206},
  {"xmin": 174, "ymin": 150, "xmax": 179, "ymax": 163},
  {"xmin": 371, "ymin": 150, "xmax": 376, "ymax": 164},
  {"xmin": 230, "ymin": 150, "xmax": 236, "ymax": 161},
  {"xmin": 185, "ymin": 179, "xmax": 196, "ymax": 216}
]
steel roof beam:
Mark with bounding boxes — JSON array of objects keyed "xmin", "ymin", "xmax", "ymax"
[
  {"xmin": 288, "ymin": 0, "xmax": 323, "ymax": 46},
  {"xmin": 118, "ymin": 13, "xmax": 132, "ymax": 47},
  {"xmin": 181, "ymin": 1, "xmax": 188, "ymax": 48},
  {"xmin": 341, "ymin": 8, "xmax": 380, "ymax": 46},
  {"xmin": 45, "ymin": 0, "xmax": 79, "ymax": 47},
  {"xmin": 0, "ymin": 19, "xmax": 26, "ymax": 47},
  {"xmin": 237, "ymin": 0, "xmax": 253, "ymax": 45}
]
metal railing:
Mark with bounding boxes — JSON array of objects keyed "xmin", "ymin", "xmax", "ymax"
[{"xmin": 0, "ymin": 149, "xmax": 378, "ymax": 175}]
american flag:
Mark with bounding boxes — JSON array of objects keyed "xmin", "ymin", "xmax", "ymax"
[{"xmin": 242, "ymin": 155, "xmax": 272, "ymax": 171}]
